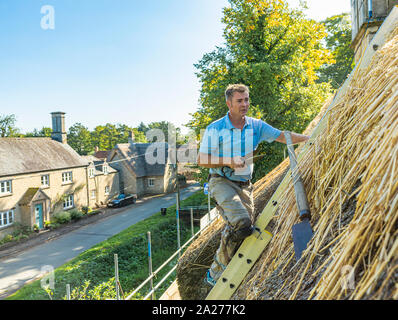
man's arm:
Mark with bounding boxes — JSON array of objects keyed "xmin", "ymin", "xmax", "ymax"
[
  {"xmin": 197, "ymin": 153, "xmax": 245, "ymax": 169},
  {"xmin": 275, "ymin": 132, "xmax": 309, "ymax": 144}
]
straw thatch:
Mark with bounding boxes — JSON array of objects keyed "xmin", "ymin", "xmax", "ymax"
[
  {"xmin": 232, "ymin": 25, "xmax": 398, "ymax": 300},
  {"xmin": 177, "ymin": 22, "xmax": 398, "ymax": 301}
]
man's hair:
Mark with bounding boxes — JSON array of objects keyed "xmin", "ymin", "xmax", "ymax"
[{"xmin": 225, "ymin": 84, "xmax": 249, "ymax": 101}]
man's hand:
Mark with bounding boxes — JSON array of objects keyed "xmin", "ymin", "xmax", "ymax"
[
  {"xmin": 229, "ymin": 156, "xmax": 246, "ymax": 169},
  {"xmin": 275, "ymin": 132, "xmax": 310, "ymax": 144}
]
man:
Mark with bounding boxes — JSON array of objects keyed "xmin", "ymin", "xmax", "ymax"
[{"xmin": 197, "ymin": 84, "xmax": 309, "ymax": 287}]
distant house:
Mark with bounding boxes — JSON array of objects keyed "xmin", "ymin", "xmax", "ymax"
[
  {"xmin": 93, "ymin": 146, "xmax": 110, "ymax": 161},
  {"xmin": 107, "ymin": 132, "xmax": 177, "ymax": 197},
  {"xmin": 0, "ymin": 112, "xmax": 119, "ymax": 239},
  {"xmin": 0, "ymin": 136, "xmax": 89, "ymax": 238},
  {"xmin": 82, "ymin": 155, "xmax": 119, "ymax": 206}
]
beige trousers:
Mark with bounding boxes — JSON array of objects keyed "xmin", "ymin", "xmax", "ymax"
[{"xmin": 208, "ymin": 177, "xmax": 254, "ymax": 281}]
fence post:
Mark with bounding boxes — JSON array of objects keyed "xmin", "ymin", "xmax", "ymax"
[
  {"xmin": 147, "ymin": 231, "xmax": 155, "ymax": 300},
  {"xmin": 207, "ymin": 191, "xmax": 211, "ymax": 225},
  {"xmin": 190, "ymin": 208, "xmax": 194, "ymax": 237},
  {"xmin": 66, "ymin": 284, "xmax": 71, "ymax": 300},
  {"xmin": 114, "ymin": 254, "xmax": 120, "ymax": 300},
  {"xmin": 176, "ymin": 193, "xmax": 181, "ymax": 259}
]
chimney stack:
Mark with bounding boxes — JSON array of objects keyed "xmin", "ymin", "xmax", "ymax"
[{"xmin": 50, "ymin": 112, "xmax": 67, "ymax": 144}]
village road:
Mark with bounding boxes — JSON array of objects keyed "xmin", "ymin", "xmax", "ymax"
[{"xmin": 0, "ymin": 183, "xmax": 201, "ymax": 299}]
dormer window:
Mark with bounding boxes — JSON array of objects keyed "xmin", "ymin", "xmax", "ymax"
[
  {"xmin": 103, "ymin": 165, "xmax": 108, "ymax": 175},
  {"xmin": 88, "ymin": 168, "xmax": 95, "ymax": 178}
]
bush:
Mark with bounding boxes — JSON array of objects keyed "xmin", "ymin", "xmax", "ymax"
[
  {"xmin": 69, "ymin": 209, "xmax": 83, "ymax": 221},
  {"xmin": 52, "ymin": 211, "xmax": 71, "ymax": 224}
]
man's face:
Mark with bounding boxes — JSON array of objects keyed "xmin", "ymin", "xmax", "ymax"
[{"xmin": 227, "ymin": 91, "xmax": 250, "ymax": 118}]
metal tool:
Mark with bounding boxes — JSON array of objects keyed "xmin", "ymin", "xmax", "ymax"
[{"xmin": 284, "ymin": 131, "xmax": 313, "ymax": 261}]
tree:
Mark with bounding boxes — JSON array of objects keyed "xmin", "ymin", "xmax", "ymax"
[
  {"xmin": 25, "ymin": 127, "xmax": 52, "ymax": 137},
  {"xmin": 187, "ymin": 0, "xmax": 333, "ymax": 182},
  {"xmin": 67, "ymin": 123, "xmax": 93, "ymax": 155},
  {"xmin": 317, "ymin": 13, "xmax": 355, "ymax": 89},
  {"xmin": 0, "ymin": 114, "xmax": 20, "ymax": 137}
]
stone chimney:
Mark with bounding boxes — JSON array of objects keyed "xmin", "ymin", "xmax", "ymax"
[
  {"xmin": 128, "ymin": 131, "xmax": 135, "ymax": 144},
  {"xmin": 50, "ymin": 112, "xmax": 67, "ymax": 144}
]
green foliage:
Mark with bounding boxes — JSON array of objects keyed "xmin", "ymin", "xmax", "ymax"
[
  {"xmin": 0, "ymin": 222, "xmax": 33, "ymax": 245},
  {"xmin": 24, "ymin": 127, "xmax": 52, "ymax": 137},
  {"xmin": 67, "ymin": 123, "xmax": 93, "ymax": 155},
  {"xmin": 317, "ymin": 13, "xmax": 355, "ymax": 89},
  {"xmin": 52, "ymin": 211, "xmax": 72, "ymax": 224},
  {"xmin": 69, "ymin": 209, "xmax": 83, "ymax": 221},
  {"xmin": 0, "ymin": 114, "xmax": 20, "ymax": 137},
  {"xmin": 187, "ymin": 0, "xmax": 333, "ymax": 181}
]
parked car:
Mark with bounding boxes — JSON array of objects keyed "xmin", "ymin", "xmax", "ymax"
[{"xmin": 107, "ymin": 193, "xmax": 137, "ymax": 208}]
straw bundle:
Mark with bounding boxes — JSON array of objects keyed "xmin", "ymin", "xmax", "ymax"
[{"xmin": 234, "ymin": 26, "xmax": 398, "ymax": 300}]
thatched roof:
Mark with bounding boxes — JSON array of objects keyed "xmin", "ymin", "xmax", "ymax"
[{"xmin": 176, "ymin": 18, "xmax": 398, "ymax": 300}]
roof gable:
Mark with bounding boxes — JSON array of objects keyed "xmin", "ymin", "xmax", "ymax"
[{"xmin": 112, "ymin": 143, "xmax": 170, "ymax": 177}]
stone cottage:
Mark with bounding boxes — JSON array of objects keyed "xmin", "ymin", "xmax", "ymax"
[
  {"xmin": 82, "ymin": 155, "xmax": 119, "ymax": 207},
  {"xmin": 0, "ymin": 135, "xmax": 89, "ymax": 238},
  {"xmin": 107, "ymin": 132, "xmax": 177, "ymax": 197},
  {"xmin": 0, "ymin": 111, "xmax": 119, "ymax": 239}
]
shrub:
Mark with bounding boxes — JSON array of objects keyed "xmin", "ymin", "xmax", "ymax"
[
  {"xmin": 52, "ymin": 211, "xmax": 71, "ymax": 224},
  {"xmin": 69, "ymin": 209, "xmax": 83, "ymax": 221}
]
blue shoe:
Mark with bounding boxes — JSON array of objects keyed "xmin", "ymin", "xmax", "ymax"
[{"xmin": 204, "ymin": 270, "xmax": 217, "ymax": 287}]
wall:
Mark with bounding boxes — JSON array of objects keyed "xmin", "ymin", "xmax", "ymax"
[{"xmin": 0, "ymin": 166, "xmax": 89, "ymax": 239}]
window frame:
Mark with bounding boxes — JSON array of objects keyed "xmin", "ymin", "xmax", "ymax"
[
  {"xmin": 104, "ymin": 186, "xmax": 110, "ymax": 195},
  {"xmin": 0, "ymin": 209, "xmax": 14, "ymax": 228},
  {"xmin": 62, "ymin": 171, "xmax": 73, "ymax": 184},
  {"xmin": 148, "ymin": 178, "xmax": 155, "ymax": 187},
  {"xmin": 88, "ymin": 168, "xmax": 95, "ymax": 178},
  {"xmin": 63, "ymin": 194, "xmax": 74, "ymax": 210},
  {"xmin": 41, "ymin": 174, "xmax": 50, "ymax": 187},
  {"xmin": 0, "ymin": 180, "xmax": 12, "ymax": 195}
]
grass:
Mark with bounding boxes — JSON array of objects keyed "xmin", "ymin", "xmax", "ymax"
[{"xmin": 6, "ymin": 190, "xmax": 212, "ymax": 300}]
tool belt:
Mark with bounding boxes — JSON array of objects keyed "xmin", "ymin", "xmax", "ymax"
[{"xmin": 208, "ymin": 173, "xmax": 251, "ymax": 188}]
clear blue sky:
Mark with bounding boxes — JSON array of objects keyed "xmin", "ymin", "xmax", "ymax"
[{"xmin": 0, "ymin": 0, "xmax": 351, "ymax": 134}]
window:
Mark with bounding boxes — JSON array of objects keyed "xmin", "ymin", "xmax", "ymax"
[
  {"xmin": 90, "ymin": 190, "xmax": 96, "ymax": 199},
  {"xmin": 0, "ymin": 180, "xmax": 12, "ymax": 195},
  {"xmin": 41, "ymin": 174, "xmax": 50, "ymax": 187},
  {"xmin": 148, "ymin": 178, "xmax": 155, "ymax": 187},
  {"xmin": 88, "ymin": 168, "xmax": 95, "ymax": 178},
  {"xmin": 103, "ymin": 165, "xmax": 108, "ymax": 175},
  {"xmin": 0, "ymin": 210, "xmax": 14, "ymax": 227},
  {"xmin": 104, "ymin": 186, "xmax": 110, "ymax": 195},
  {"xmin": 63, "ymin": 194, "xmax": 74, "ymax": 209},
  {"xmin": 62, "ymin": 172, "xmax": 72, "ymax": 184}
]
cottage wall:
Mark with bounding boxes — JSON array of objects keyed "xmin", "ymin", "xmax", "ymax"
[
  {"xmin": 0, "ymin": 166, "xmax": 88, "ymax": 238},
  {"xmin": 86, "ymin": 166, "xmax": 119, "ymax": 207}
]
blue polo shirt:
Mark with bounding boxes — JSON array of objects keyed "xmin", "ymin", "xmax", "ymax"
[{"xmin": 199, "ymin": 113, "xmax": 281, "ymax": 182}]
